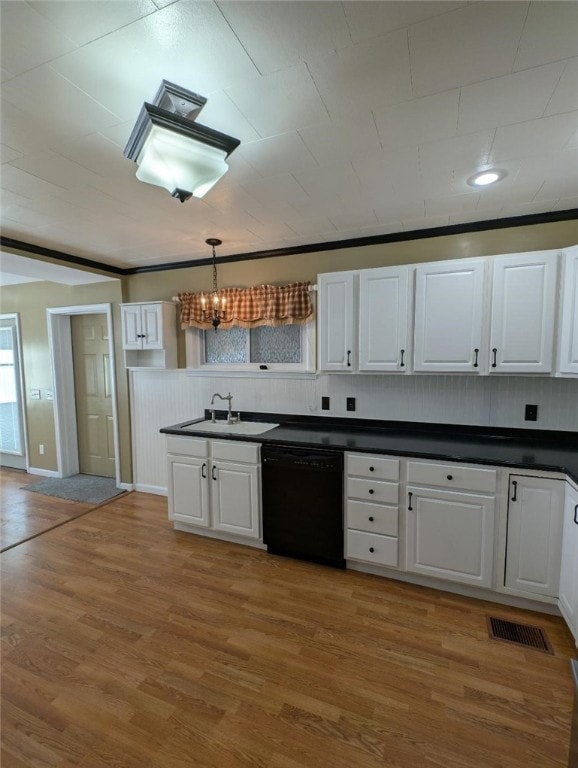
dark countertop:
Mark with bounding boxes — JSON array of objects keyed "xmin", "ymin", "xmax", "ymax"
[{"xmin": 161, "ymin": 414, "xmax": 578, "ymax": 484}]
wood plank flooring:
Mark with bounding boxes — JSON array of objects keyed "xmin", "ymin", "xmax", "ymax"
[
  {"xmin": 1, "ymin": 468, "xmax": 94, "ymax": 551},
  {"xmin": 1, "ymin": 490, "xmax": 575, "ymax": 768}
]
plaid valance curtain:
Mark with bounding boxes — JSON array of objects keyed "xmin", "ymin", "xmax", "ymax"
[{"xmin": 177, "ymin": 281, "xmax": 314, "ymax": 330}]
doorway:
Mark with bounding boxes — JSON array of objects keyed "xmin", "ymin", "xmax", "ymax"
[
  {"xmin": 47, "ymin": 304, "xmax": 121, "ymax": 487},
  {"xmin": 0, "ymin": 314, "xmax": 27, "ymax": 470}
]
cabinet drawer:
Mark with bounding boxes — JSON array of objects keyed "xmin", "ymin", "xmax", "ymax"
[
  {"xmin": 347, "ymin": 453, "xmax": 399, "ymax": 481},
  {"xmin": 166, "ymin": 436, "xmax": 208, "ymax": 458},
  {"xmin": 211, "ymin": 440, "xmax": 259, "ymax": 464},
  {"xmin": 407, "ymin": 461, "xmax": 496, "ymax": 493},
  {"xmin": 346, "ymin": 530, "xmax": 398, "ymax": 567},
  {"xmin": 347, "ymin": 500, "xmax": 398, "ymax": 536},
  {"xmin": 347, "ymin": 477, "xmax": 398, "ymax": 505}
]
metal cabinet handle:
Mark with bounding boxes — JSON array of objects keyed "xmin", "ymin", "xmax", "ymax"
[
  {"xmin": 447, "ymin": 474, "xmax": 453, "ymax": 480},
  {"xmin": 347, "ymin": 350, "xmax": 351, "ymax": 367},
  {"xmin": 400, "ymin": 349, "xmax": 405, "ymax": 367},
  {"xmin": 212, "ymin": 465, "xmax": 217, "ymax": 481},
  {"xmin": 408, "ymin": 491, "xmax": 413, "ymax": 511},
  {"xmin": 368, "ymin": 489, "xmax": 374, "ymax": 495},
  {"xmin": 368, "ymin": 516, "xmax": 374, "ymax": 522},
  {"xmin": 574, "ymin": 504, "xmax": 578, "ymax": 525},
  {"xmin": 492, "ymin": 348, "xmax": 498, "ymax": 368},
  {"xmin": 201, "ymin": 462, "xmax": 207, "ymax": 478},
  {"xmin": 369, "ymin": 466, "xmax": 375, "ymax": 472},
  {"xmin": 511, "ymin": 480, "xmax": 518, "ymax": 502},
  {"xmin": 369, "ymin": 547, "xmax": 375, "ymax": 553},
  {"xmin": 473, "ymin": 348, "xmax": 479, "ymax": 368}
]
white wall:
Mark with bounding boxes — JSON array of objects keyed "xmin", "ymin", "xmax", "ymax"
[{"xmin": 131, "ymin": 370, "xmax": 578, "ymax": 493}]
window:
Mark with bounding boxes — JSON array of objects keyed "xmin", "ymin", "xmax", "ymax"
[
  {"xmin": 186, "ymin": 321, "xmax": 315, "ymax": 373},
  {"xmin": 0, "ymin": 322, "xmax": 23, "ymax": 455}
]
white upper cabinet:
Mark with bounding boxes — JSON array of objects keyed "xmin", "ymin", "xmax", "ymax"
[
  {"xmin": 359, "ymin": 266, "xmax": 410, "ymax": 372},
  {"xmin": 413, "ymin": 259, "xmax": 485, "ymax": 372},
  {"xmin": 120, "ymin": 301, "xmax": 177, "ymax": 369},
  {"xmin": 318, "ymin": 271, "xmax": 357, "ymax": 371},
  {"xmin": 557, "ymin": 246, "xmax": 578, "ymax": 375},
  {"xmin": 489, "ymin": 251, "xmax": 558, "ymax": 374}
]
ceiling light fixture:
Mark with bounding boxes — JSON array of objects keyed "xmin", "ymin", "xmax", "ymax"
[
  {"xmin": 123, "ymin": 81, "xmax": 240, "ymax": 202},
  {"xmin": 201, "ymin": 238, "xmax": 226, "ymax": 330},
  {"xmin": 467, "ymin": 169, "xmax": 507, "ymax": 188}
]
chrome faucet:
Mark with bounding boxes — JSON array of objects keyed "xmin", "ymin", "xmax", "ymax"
[{"xmin": 210, "ymin": 392, "xmax": 234, "ymax": 424}]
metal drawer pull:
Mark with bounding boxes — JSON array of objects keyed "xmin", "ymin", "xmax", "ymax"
[
  {"xmin": 400, "ymin": 349, "xmax": 405, "ymax": 367},
  {"xmin": 574, "ymin": 504, "xmax": 578, "ymax": 525},
  {"xmin": 369, "ymin": 466, "xmax": 375, "ymax": 472},
  {"xmin": 473, "ymin": 348, "xmax": 479, "ymax": 368},
  {"xmin": 347, "ymin": 350, "xmax": 351, "ymax": 367},
  {"xmin": 492, "ymin": 348, "xmax": 497, "ymax": 367},
  {"xmin": 212, "ymin": 465, "xmax": 217, "ymax": 481},
  {"xmin": 368, "ymin": 516, "xmax": 374, "ymax": 522},
  {"xmin": 447, "ymin": 474, "xmax": 453, "ymax": 480},
  {"xmin": 511, "ymin": 480, "xmax": 518, "ymax": 501},
  {"xmin": 408, "ymin": 491, "xmax": 413, "ymax": 511},
  {"xmin": 368, "ymin": 489, "xmax": 374, "ymax": 495},
  {"xmin": 369, "ymin": 547, "xmax": 375, "ymax": 553},
  {"xmin": 201, "ymin": 462, "xmax": 207, "ymax": 478}
]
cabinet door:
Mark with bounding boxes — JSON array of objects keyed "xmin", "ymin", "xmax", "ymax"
[
  {"xmin": 406, "ymin": 486, "xmax": 495, "ymax": 587},
  {"xmin": 167, "ymin": 455, "xmax": 210, "ymax": 527},
  {"xmin": 141, "ymin": 304, "xmax": 164, "ymax": 349},
  {"xmin": 413, "ymin": 259, "xmax": 485, "ymax": 372},
  {"xmin": 490, "ymin": 252, "xmax": 558, "ymax": 373},
  {"xmin": 359, "ymin": 266, "xmax": 409, "ymax": 372},
  {"xmin": 559, "ymin": 482, "xmax": 578, "ymax": 643},
  {"xmin": 318, "ymin": 271, "xmax": 356, "ymax": 371},
  {"xmin": 121, "ymin": 305, "xmax": 143, "ymax": 350},
  {"xmin": 505, "ymin": 475, "xmax": 564, "ymax": 596},
  {"xmin": 212, "ymin": 461, "xmax": 260, "ymax": 538},
  {"xmin": 558, "ymin": 247, "xmax": 578, "ymax": 375}
]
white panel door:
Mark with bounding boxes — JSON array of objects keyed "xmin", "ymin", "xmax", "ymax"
[
  {"xmin": 413, "ymin": 259, "xmax": 485, "ymax": 372},
  {"xmin": 318, "ymin": 271, "xmax": 356, "ymax": 371},
  {"xmin": 212, "ymin": 461, "xmax": 260, "ymax": 539},
  {"xmin": 558, "ymin": 246, "xmax": 578, "ymax": 375},
  {"xmin": 489, "ymin": 252, "xmax": 558, "ymax": 373},
  {"xmin": 406, "ymin": 486, "xmax": 495, "ymax": 587},
  {"xmin": 505, "ymin": 475, "xmax": 564, "ymax": 596},
  {"xmin": 558, "ymin": 482, "xmax": 578, "ymax": 643},
  {"xmin": 141, "ymin": 304, "xmax": 164, "ymax": 349},
  {"xmin": 121, "ymin": 304, "xmax": 142, "ymax": 349},
  {"xmin": 359, "ymin": 266, "xmax": 410, "ymax": 372},
  {"xmin": 167, "ymin": 455, "xmax": 210, "ymax": 527}
]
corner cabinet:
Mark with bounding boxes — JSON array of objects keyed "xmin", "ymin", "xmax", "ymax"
[
  {"xmin": 317, "ymin": 271, "xmax": 357, "ymax": 371},
  {"xmin": 166, "ymin": 436, "xmax": 261, "ymax": 541},
  {"xmin": 120, "ymin": 301, "xmax": 177, "ymax": 369},
  {"xmin": 489, "ymin": 252, "xmax": 558, "ymax": 374},
  {"xmin": 358, "ymin": 266, "xmax": 411, "ymax": 372},
  {"xmin": 413, "ymin": 259, "xmax": 485, "ymax": 373},
  {"xmin": 558, "ymin": 480, "xmax": 578, "ymax": 644},
  {"xmin": 504, "ymin": 474, "xmax": 564, "ymax": 597}
]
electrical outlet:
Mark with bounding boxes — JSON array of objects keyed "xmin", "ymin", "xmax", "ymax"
[
  {"xmin": 39, "ymin": 444, "xmax": 44, "ymax": 455},
  {"xmin": 525, "ymin": 404, "xmax": 538, "ymax": 421},
  {"xmin": 346, "ymin": 397, "xmax": 356, "ymax": 412},
  {"xmin": 30, "ymin": 389, "xmax": 41, "ymax": 400},
  {"xmin": 321, "ymin": 396, "xmax": 330, "ymax": 411},
  {"xmin": 44, "ymin": 390, "xmax": 54, "ymax": 400}
]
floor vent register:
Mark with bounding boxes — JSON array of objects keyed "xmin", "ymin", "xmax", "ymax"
[{"xmin": 487, "ymin": 616, "xmax": 553, "ymax": 654}]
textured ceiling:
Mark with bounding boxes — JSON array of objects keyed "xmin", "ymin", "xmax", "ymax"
[{"xmin": 1, "ymin": 0, "xmax": 577, "ymax": 271}]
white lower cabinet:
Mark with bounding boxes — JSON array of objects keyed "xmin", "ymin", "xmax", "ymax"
[
  {"xmin": 345, "ymin": 453, "xmax": 400, "ymax": 567},
  {"xmin": 504, "ymin": 475, "xmax": 564, "ymax": 597},
  {"xmin": 559, "ymin": 480, "xmax": 578, "ymax": 644},
  {"xmin": 167, "ymin": 436, "xmax": 260, "ymax": 540},
  {"xmin": 405, "ymin": 460, "xmax": 496, "ymax": 588}
]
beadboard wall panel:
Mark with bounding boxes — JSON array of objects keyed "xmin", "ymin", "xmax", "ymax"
[{"xmin": 131, "ymin": 371, "xmax": 578, "ymax": 491}]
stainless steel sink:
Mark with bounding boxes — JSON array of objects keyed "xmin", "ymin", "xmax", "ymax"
[{"xmin": 181, "ymin": 420, "xmax": 279, "ymax": 435}]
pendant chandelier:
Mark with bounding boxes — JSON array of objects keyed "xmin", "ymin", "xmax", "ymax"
[{"xmin": 200, "ymin": 238, "xmax": 226, "ymax": 330}]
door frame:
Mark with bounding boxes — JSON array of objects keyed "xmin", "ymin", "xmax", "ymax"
[
  {"xmin": 0, "ymin": 312, "xmax": 29, "ymax": 470},
  {"xmin": 47, "ymin": 304, "xmax": 121, "ymax": 486}
]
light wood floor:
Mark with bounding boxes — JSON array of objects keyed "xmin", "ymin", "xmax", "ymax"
[
  {"xmin": 1, "ymin": 489, "xmax": 575, "ymax": 768},
  {"xmin": 1, "ymin": 468, "xmax": 94, "ymax": 552}
]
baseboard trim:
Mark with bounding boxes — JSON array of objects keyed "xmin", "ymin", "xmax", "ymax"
[
  {"xmin": 134, "ymin": 483, "xmax": 167, "ymax": 496},
  {"xmin": 27, "ymin": 467, "xmax": 60, "ymax": 478},
  {"xmin": 118, "ymin": 482, "xmax": 134, "ymax": 492}
]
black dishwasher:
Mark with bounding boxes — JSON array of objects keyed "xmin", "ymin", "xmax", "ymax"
[{"xmin": 261, "ymin": 444, "xmax": 344, "ymax": 568}]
